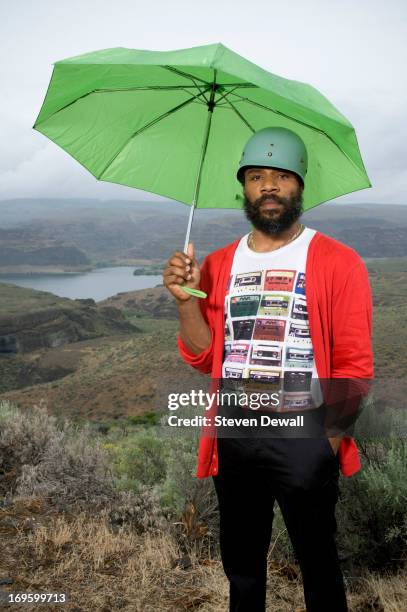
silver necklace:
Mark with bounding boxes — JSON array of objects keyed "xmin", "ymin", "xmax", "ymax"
[{"xmin": 247, "ymin": 223, "xmax": 304, "ymax": 253}]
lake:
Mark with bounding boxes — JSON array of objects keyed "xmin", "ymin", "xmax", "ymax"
[{"xmin": 0, "ymin": 267, "xmax": 163, "ymax": 302}]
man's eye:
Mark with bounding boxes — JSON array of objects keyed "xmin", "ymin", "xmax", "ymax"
[
  {"xmin": 279, "ymin": 173, "xmax": 288, "ymax": 179},
  {"xmin": 251, "ymin": 175, "xmax": 261, "ymax": 180}
]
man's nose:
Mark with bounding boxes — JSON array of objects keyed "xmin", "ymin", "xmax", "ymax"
[{"xmin": 261, "ymin": 175, "xmax": 279, "ymax": 192}]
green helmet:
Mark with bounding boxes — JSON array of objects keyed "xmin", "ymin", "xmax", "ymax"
[{"xmin": 237, "ymin": 127, "xmax": 308, "ymax": 185}]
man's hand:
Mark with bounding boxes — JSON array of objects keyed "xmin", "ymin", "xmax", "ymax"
[
  {"xmin": 163, "ymin": 242, "xmax": 201, "ymax": 301},
  {"xmin": 328, "ymin": 436, "xmax": 341, "ymax": 455},
  {"xmin": 163, "ymin": 242, "xmax": 211, "ymax": 355}
]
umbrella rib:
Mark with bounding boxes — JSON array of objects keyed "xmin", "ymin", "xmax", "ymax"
[
  {"xmin": 34, "ymin": 90, "xmax": 100, "ymax": 127},
  {"xmin": 162, "ymin": 65, "xmax": 211, "ymax": 86},
  {"xmin": 214, "ymin": 86, "xmax": 239, "ymax": 105},
  {"xmin": 231, "ymin": 92, "xmax": 332, "ymax": 136},
  {"xmin": 222, "ymin": 96, "xmax": 256, "ymax": 133},
  {"xmin": 97, "ymin": 87, "xmax": 212, "ymax": 180},
  {"xmin": 220, "ymin": 82, "xmax": 258, "ymax": 89},
  {"xmin": 161, "ymin": 66, "xmax": 213, "ymax": 103},
  {"xmin": 94, "ymin": 85, "xmax": 210, "ymax": 92},
  {"xmin": 34, "ymin": 84, "xmax": 209, "ymax": 128},
  {"xmin": 94, "ymin": 84, "xmax": 208, "ymax": 102},
  {"xmin": 232, "ymin": 93, "xmax": 367, "ymax": 177}
]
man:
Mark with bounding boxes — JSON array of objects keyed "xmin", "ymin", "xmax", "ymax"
[{"xmin": 163, "ymin": 127, "xmax": 373, "ymax": 612}]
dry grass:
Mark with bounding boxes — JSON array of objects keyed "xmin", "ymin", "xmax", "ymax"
[
  {"xmin": 345, "ymin": 571, "xmax": 407, "ymax": 611},
  {"xmin": 1, "ymin": 503, "xmax": 221, "ymax": 611},
  {"xmin": 0, "ymin": 499, "xmax": 405, "ymax": 611}
]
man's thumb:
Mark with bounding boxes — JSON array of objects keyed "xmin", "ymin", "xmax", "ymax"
[{"xmin": 187, "ymin": 241, "xmax": 194, "ymax": 260}]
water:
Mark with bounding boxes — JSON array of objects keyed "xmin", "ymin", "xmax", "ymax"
[{"xmin": 0, "ymin": 267, "xmax": 163, "ymax": 302}]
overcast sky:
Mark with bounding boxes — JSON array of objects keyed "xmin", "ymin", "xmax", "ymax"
[{"xmin": 0, "ymin": 0, "xmax": 406, "ymax": 205}]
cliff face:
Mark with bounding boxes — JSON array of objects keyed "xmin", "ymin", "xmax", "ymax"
[
  {"xmin": 0, "ymin": 285, "xmax": 138, "ymax": 355},
  {"xmin": 101, "ymin": 286, "xmax": 178, "ymax": 319}
]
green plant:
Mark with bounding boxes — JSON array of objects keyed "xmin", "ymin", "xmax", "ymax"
[{"xmin": 338, "ymin": 437, "xmax": 407, "ymax": 572}]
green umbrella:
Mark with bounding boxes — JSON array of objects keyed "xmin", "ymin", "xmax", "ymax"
[{"xmin": 33, "ymin": 42, "xmax": 371, "ymax": 298}]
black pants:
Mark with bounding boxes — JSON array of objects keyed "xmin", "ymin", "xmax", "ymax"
[{"xmin": 212, "ymin": 406, "xmax": 348, "ymax": 612}]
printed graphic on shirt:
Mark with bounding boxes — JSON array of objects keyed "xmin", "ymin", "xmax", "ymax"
[
  {"xmin": 225, "ymin": 342, "xmax": 250, "ymax": 364},
  {"xmin": 223, "ymin": 263, "xmax": 319, "ymax": 411},
  {"xmin": 291, "ymin": 296, "xmax": 308, "ymax": 320},
  {"xmin": 258, "ymin": 294, "xmax": 290, "ymax": 317},
  {"xmin": 284, "ymin": 346, "xmax": 314, "ymax": 368},
  {"xmin": 284, "ymin": 392, "xmax": 315, "ymax": 410},
  {"xmin": 295, "ymin": 272, "xmax": 306, "ymax": 295},
  {"xmin": 232, "ymin": 319, "xmax": 255, "ymax": 341},
  {"xmin": 288, "ymin": 321, "xmax": 311, "ymax": 343},
  {"xmin": 247, "ymin": 368, "xmax": 281, "ymax": 385},
  {"xmin": 264, "ymin": 269, "xmax": 295, "ymax": 292},
  {"xmin": 224, "ymin": 320, "xmax": 232, "ymax": 342},
  {"xmin": 224, "ymin": 366, "xmax": 244, "ymax": 379},
  {"xmin": 249, "ymin": 342, "xmax": 282, "ymax": 367},
  {"xmin": 253, "ymin": 318, "xmax": 286, "ymax": 342},
  {"xmin": 283, "ymin": 370, "xmax": 312, "ymax": 392},
  {"xmin": 233, "ymin": 271, "xmax": 263, "ymax": 292},
  {"xmin": 230, "ymin": 294, "xmax": 260, "ymax": 317}
]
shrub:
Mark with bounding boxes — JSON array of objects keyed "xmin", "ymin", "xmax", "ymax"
[
  {"xmin": 104, "ymin": 422, "xmax": 220, "ymax": 555},
  {"xmin": 16, "ymin": 423, "xmax": 117, "ymax": 511},
  {"xmin": 108, "ymin": 429, "xmax": 168, "ymax": 491},
  {"xmin": 335, "ymin": 398, "xmax": 407, "ymax": 571},
  {"xmin": 0, "ymin": 399, "xmax": 62, "ymax": 496},
  {"xmin": 0, "ymin": 401, "xmax": 116, "ymax": 511},
  {"xmin": 159, "ymin": 432, "xmax": 219, "ymax": 557},
  {"xmin": 108, "ymin": 488, "xmax": 168, "ymax": 534},
  {"xmin": 338, "ymin": 437, "xmax": 407, "ymax": 572}
]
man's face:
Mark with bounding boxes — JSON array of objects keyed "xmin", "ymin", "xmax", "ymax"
[{"xmin": 243, "ymin": 167, "xmax": 304, "ymax": 234}]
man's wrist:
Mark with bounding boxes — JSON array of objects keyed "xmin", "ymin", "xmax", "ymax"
[
  {"xmin": 177, "ymin": 295, "xmax": 198, "ymax": 308},
  {"xmin": 327, "ymin": 435, "xmax": 342, "ymax": 455}
]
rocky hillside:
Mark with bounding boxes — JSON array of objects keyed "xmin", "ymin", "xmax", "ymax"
[
  {"xmin": 101, "ymin": 286, "xmax": 178, "ymax": 319},
  {"xmin": 0, "ymin": 283, "xmax": 138, "ymax": 355}
]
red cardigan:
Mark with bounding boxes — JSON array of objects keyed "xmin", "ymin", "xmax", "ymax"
[{"xmin": 177, "ymin": 231, "xmax": 374, "ymax": 478}]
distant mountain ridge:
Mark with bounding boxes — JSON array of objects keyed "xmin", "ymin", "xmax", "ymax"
[{"xmin": 0, "ymin": 199, "xmax": 406, "ymax": 270}]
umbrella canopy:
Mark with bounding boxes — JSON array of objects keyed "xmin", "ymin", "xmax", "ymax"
[
  {"xmin": 34, "ymin": 43, "xmax": 371, "ymax": 298},
  {"xmin": 34, "ymin": 42, "xmax": 371, "ymax": 214}
]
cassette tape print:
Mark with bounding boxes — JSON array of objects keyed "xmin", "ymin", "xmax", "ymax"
[
  {"xmin": 230, "ymin": 294, "xmax": 261, "ymax": 317},
  {"xmin": 264, "ymin": 269, "xmax": 295, "ymax": 292},
  {"xmin": 253, "ymin": 318, "xmax": 286, "ymax": 342},
  {"xmin": 284, "ymin": 346, "xmax": 314, "ymax": 368},
  {"xmin": 233, "ymin": 271, "xmax": 263, "ymax": 293},
  {"xmin": 258, "ymin": 293, "xmax": 291, "ymax": 317},
  {"xmin": 224, "ymin": 342, "xmax": 251, "ymax": 364},
  {"xmin": 249, "ymin": 342, "xmax": 282, "ymax": 367}
]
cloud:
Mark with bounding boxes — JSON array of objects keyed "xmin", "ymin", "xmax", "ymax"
[
  {"xmin": 0, "ymin": 138, "xmax": 159, "ymax": 201},
  {"xmin": 0, "ymin": 0, "xmax": 406, "ymax": 204}
]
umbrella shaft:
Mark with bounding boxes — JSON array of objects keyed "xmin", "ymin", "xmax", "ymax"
[{"xmin": 183, "ymin": 99, "xmax": 214, "ymax": 254}]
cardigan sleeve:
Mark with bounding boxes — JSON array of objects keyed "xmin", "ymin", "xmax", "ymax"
[
  {"xmin": 177, "ymin": 255, "xmax": 215, "ymax": 375},
  {"xmin": 331, "ymin": 257, "xmax": 373, "ymax": 380},
  {"xmin": 324, "ymin": 257, "xmax": 374, "ymax": 435}
]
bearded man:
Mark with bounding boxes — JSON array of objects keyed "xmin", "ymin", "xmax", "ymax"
[{"xmin": 163, "ymin": 127, "xmax": 373, "ymax": 612}]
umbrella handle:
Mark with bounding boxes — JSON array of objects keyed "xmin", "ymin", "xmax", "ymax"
[
  {"xmin": 180, "ymin": 88, "xmax": 215, "ymax": 302},
  {"xmin": 180, "ymin": 286, "xmax": 207, "ymax": 299},
  {"xmin": 182, "ymin": 200, "xmax": 207, "ymax": 299}
]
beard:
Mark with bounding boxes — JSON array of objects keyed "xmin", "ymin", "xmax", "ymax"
[{"xmin": 243, "ymin": 190, "xmax": 304, "ymax": 234}]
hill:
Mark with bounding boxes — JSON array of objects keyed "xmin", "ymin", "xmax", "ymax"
[
  {"xmin": 0, "ymin": 283, "xmax": 141, "ymax": 394},
  {"xmin": 1, "ymin": 200, "xmax": 407, "ymax": 273},
  {"xmin": 0, "ymin": 257, "xmax": 406, "ymax": 420},
  {"xmin": 0, "ymin": 282, "xmax": 205, "ymax": 418}
]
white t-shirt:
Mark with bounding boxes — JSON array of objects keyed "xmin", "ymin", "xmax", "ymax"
[{"xmin": 222, "ymin": 226, "xmax": 323, "ymax": 411}]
